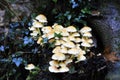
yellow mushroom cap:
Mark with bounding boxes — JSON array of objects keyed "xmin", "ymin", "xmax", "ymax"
[
  {"xmin": 32, "ymin": 20, "xmax": 43, "ymax": 28},
  {"xmin": 64, "ymin": 59, "xmax": 73, "ymax": 64},
  {"xmin": 63, "ymin": 41, "xmax": 75, "ymax": 48},
  {"xmin": 61, "ymin": 29, "xmax": 69, "ymax": 36},
  {"xmin": 82, "ymin": 38, "xmax": 93, "ymax": 44},
  {"xmin": 81, "ymin": 41, "xmax": 92, "ymax": 47},
  {"xmin": 49, "ymin": 60, "xmax": 59, "ymax": 67},
  {"xmin": 72, "ymin": 32, "xmax": 80, "ymax": 37},
  {"xmin": 76, "ymin": 54, "xmax": 86, "ymax": 62},
  {"xmin": 46, "ymin": 31, "xmax": 54, "ymax": 39},
  {"xmin": 66, "ymin": 26, "xmax": 77, "ymax": 32},
  {"xmin": 62, "ymin": 37, "xmax": 70, "ymax": 42},
  {"xmin": 52, "ymin": 52, "xmax": 66, "ymax": 60},
  {"xmin": 29, "ymin": 27, "xmax": 36, "ymax": 31},
  {"xmin": 68, "ymin": 48, "xmax": 80, "ymax": 54},
  {"xmin": 68, "ymin": 35, "xmax": 76, "ymax": 41},
  {"xmin": 25, "ymin": 64, "xmax": 35, "ymax": 70},
  {"xmin": 42, "ymin": 26, "xmax": 52, "ymax": 33},
  {"xmin": 35, "ymin": 14, "xmax": 47, "ymax": 23},
  {"xmin": 74, "ymin": 38, "xmax": 82, "ymax": 43},
  {"xmin": 52, "ymin": 46, "xmax": 61, "ymax": 53},
  {"xmin": 60, "ymin": 47, "xmax": 68, "ymax": 54},
  {"xmin": 30, "ymin": 31, "xmax": 39, "ymax": 36},
  {"xmin": 53, "ymin": 24, "xmax": 64, "ymax": 34},
  {"xmin": 80, "ymin": 26, "xmax": 92, "ymax": 33},
  {"xmin": 49, "ymin": 66, "xmax": 59, "ymax": 73},
  {"xmin": 83, "ymin": 32, "xmax": 92, "ymax": 37},
  {"xmin": 59, "ymin": 66, "xmax": 69, "ymax": 72},
  {"xmin": 55, "ymin": 40, "xmax": 61, "ymax": 46}
]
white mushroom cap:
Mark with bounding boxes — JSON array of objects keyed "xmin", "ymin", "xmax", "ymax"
[
  {"xmin": 55, "ymin": 40, "xmax": 61, "ymax": 46},
  {"xmin": 72, "ymin": 32, "xmax": 80, "ymax": 37},
  {"xmin": 29, "ymin": 26, "xmax": 36, "ymax": 31},
  {"xmin": 59, "ymin": 62, "xmax": 66, "ymax": 67},
  {"xmin": 64, "ymin": 59, "xmax": 73, "ymax": 64},
  {"xmin": 81, "ymin": 41, "xmax": 92, "ymax": 47},
  {"xmin": 25, "ymin": 64, "xmax": 35, "ymax": 70},
  {"xmin": 52, "ymin": 46, "xmax": 61, "ymax": 53},
  {"xmin": 80, "ymin": 26, "xmax": 92, "ymax": 33},
  {"xmin": 66, "ymin": 26, "xmax": 77, "ymax": 32},
  {"xmin": 46, "ymin": 31, "xmax": 54, "ymax": 39},
  {"xmin": 82, "ymin": 38, "xmax": 93, "ymax": 44},
  {"xmin": 59, "ymin": 66, "xmax": 69, "ymax": 72},
  {"xmin": 52, "ymin": 52, "xmax": 66, "ymax": 60},
  {"xmin": 74, "ymin": 38, "xmax": 82, "ymax": 43},
  {"xmin": 49, "ymin": 60, "xmax": 59, "ymax": 67},
  {"xmin": 42, "ymin": 26, "xmax": 52, "ymax": 33},
  {"xmin": 76, "ymin": 54, "xmax": 86, "ymax": 62},
  {"xmin": 35, "ymin": 14, "xmax": 47, "ymax": 23},
  {"xmin": 61, "ymin": 29, "xmax": 69, "ymax": 36},
  {"xmin": 68, "ymin": 48, "xmax": 80, "ymax": 54},
  {"xmin": 63, "ymin": 41, "xmax": 75, "ymax": 48},
  {"xmin": 83, "ymin": 32, "xmax": 92, "ymax": 37},
  {"xmin": 53, "ymin": 24, "xmax": 64, "ymax": 34},
  {"xmin": 68, "ymin": 35, "xmax": 76, "ymax": 41},
  {"xmin": 32, "ymin": 20, "xmax": 43, "ymax": 28},
  {"xmin": 62, "ymin": 37, "xmax": 70, "ymax": 42},
  {"xmin": 60, "ymin": 47, "xmax": 68, "ymax": 54},
  {"xmin": 49, "ymin": 66, "xmax": 59, "ymax": 73},
  {"xmin": 30, "ymin": 31, "xmax": 39, "ymax": 36}
]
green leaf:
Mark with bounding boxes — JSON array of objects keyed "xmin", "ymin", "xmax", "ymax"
[
  {"xmin": 54, "ymin": 33, "xmax": 62, "ymax": 38},
  {"xmin": 52, "ymin": 0, "xmax": 57, "ymax": 3}
]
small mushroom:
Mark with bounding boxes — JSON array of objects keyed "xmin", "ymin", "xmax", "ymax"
[
  {"xmin": 63, "ymin": 41, "xmax": 75, "ymax": 48},
  {"xmin": 52, "ymin": 52, "xmax": 66, "ymax": 60},
  {"xmin": 66, "ymin": 26, "xmax": 77, "ymax": 32},
  {"xmin": 80, "ymin": 26, "xmax": 92, "ymax": 33},
  {"xmin": 81, "ymin": 41, "xmax": 92, "ymax": 47},
  {"xmin": 52, "ymin": 46, "xmax": 61, "ymax": 53},
  {"xmin": 42, "ymin": 26, "xmax": 52, "ymax": 33},
  {"xmin": 82, "ymin": 32, "xmax": 92, "ymax": 37},
  {"xmin": 32, "ymin": 20, "xmax": 43, "ymax": 28},
  {"xmin": 35, "ymin": 14, "xmax": 47, "ymax": 23},
  {"xmin": 68, "ymin": 48, "xmax": 80, "ymax": 54},
  {"xmin": 25, "ymin": 64, "xmax": 35, "ymax": 70},
  {"xmin": 61, "ymin": 29, "xmax": 69, "ymax": 36},
  {"xmin": 72, "ymin": 32, "xmax": 80, "ymax": 37},
  {"xmin": 49, "ymin": 60, "xmax": 59, "ymax": 67},
  {"xmin": 49, "ymin": 66, "xmax": 59, "ymax": 73}
]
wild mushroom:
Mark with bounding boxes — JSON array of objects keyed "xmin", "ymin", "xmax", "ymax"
[
  {"xmin": 61, "ymin": 29, "xmax": 69, "ymax": 36},
  {"xmin": 49, "ymin": 60, "xmax": 59, "ymax": 67},
  {"xmin": 63, "ymin": 41, "xmax": 75, "ymax": 48},
  {"xmin": 68, "ymin": 48, "xmax": 80, "ymax": 54},
  {"xmin": 41, "ymin": 26, "xmax": 52, "ymax": 33},
  {"xmin": 49, "ymin": 66, "xmax": 59, "ymax": 73},
  {"xmin": 82, "ymin": 32, "xmax": 92, "ymax": 37},
  {"xmin": 72, "ymin": 32, "xmax": 80, "ymax": 37},
  {"xmin": 35, "ymin": 14, "xmax": 47, "ymax": 23},
  {"xmin": 80, "ymin": 26, "xmax": 92, "ymax": 33},
  {"xmin": 32, "ymin": 20, "xmax": 43, "ymax": 28},
  {"xmin": 52, "ymin": 52, "xmax": 66, "ymax": 60},
  {"xmin": 66, "ymin": 26, "xmax": 77, "ymax": 32},
  {"xmin": 81, "ymin": 41, "xmax": 92, "ymax": 47},
  {"xmin": 25, "ymin": 64, "xmax": 35, "ymax": 70},
  {"xmin": 52, "ymin": 46, "xmax": 61, "ymax": 53}
]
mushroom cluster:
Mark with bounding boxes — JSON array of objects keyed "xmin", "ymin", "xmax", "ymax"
[{"xmin": 29, "ymin": 14, "xmax": 94, "ymax": 73}]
